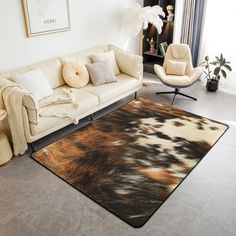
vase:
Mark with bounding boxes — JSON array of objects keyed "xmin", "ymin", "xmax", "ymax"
[
  {"xmin": 206, "ymin": 80, "xmax": 219, "ymax": 92},
  {"xmin": 150, "ymin": 45, "xmax": 156, "ymax": 54}
]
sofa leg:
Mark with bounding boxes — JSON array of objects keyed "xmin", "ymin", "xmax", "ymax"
[
  {"xmin": 90, "ymin": 114, "xmax": 94, "ymax": 121},
  {"xmin": 30, "ymin": 143, "xmax": 36, "ymax": 153},
  {"xmin": 134, "ymin": 91, "xmax": 138, "ymax": 99}
]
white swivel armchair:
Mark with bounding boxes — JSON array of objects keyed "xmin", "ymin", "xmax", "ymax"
[{"xmin": 154, "ymin": 43, "xmax": 202, "ymax": 105}]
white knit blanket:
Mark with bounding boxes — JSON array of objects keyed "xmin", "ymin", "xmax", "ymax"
[
  {"xmin": 0, "ymin": 79, "xmax": 80, "ymax": 155},
  {"xmin": 0, "ymin": 79, "xmax": 35, "ymax": 155},
  {"xmin": 39, "ymin": 89, "xmax": 80, "ymax": 125}
]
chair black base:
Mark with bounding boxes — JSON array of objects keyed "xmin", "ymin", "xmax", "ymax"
[{"xmin": 156, "ymin": 88, "xmax": 197, "ymax": 105}]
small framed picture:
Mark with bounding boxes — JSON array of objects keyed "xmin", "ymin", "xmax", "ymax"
[
  {"xmin": 159, "ymin": 42, "xmax": 168, "ymax": 57},
  {"xmin": 22, "ymin": 0, "xmax": 71, "ymax": 37}
]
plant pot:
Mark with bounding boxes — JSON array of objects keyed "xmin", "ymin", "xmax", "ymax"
[{"xmin": 206, "ymin": 80, "xmax": 219, "ymax": 92}]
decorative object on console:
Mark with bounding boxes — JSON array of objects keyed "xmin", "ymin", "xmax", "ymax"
[
  {"xmin": 154, "ymin": 44, "xmax": 203, "ymax": 105},
  {"xmin": 159, "ymin": 42, "xmax": 168, "ymax": 57},
  {"xmin": 90, "ymin": 50, "xmax": 120, "ymax": 76},
  {"xmin": 166, "ymin": 5, "xmax": 174, "ymax": 21},
  {"xmin": 63, "ymin": 62, "xmax": 89, "ymax": 88},
  {"xmin": 32, "ymin": 97, "xmax": 228, "ymax": 228},
  {"xmin": 123, "ymin": 3, "xmax": 165, "ymax": 37},
  {"xmin": 201, "ymin": 54, "xmax": 232, "ymax": 92},
  {"xmin": 142, "ymin": 0, "xmax": 176, "ymax": 74},
  {"xmin": 0, "ymin": 110, "xmax": 13, "ymax": 165},
  {"xmin": 22, "ymin": 0, "xmax": 71, "ymax": 37},
  {"xmin": 147, "ymin": 38, "xmax": 157, "ymax": 54},
  {"xmin": 122, "ymin": 3, "xmax": 165, "ymax": 55},
  {"xmin": 86, "ymin": 61, "xmax": 117, "ymax": 86},
  {"xmin": 13, "ymin": 69, "xmax": 54, "ymax": 101}
]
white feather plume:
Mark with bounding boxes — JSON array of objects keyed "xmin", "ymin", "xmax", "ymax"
[{"xmin": 123, "ymin": 3, "xmax": 165, "ymax": 37}]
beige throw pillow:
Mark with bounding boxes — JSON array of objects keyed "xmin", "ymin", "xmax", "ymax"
[
  {"xmin": 86, "ymin": 61, "xmax": 117, "ymax": 86},
  {"xmin": 90, "ymin": 50, "xmax": 120, "ymax": 75},
  {"xmin": 166, "ymin": 60, "xmax": 186, "ymax": 76},
  {"xmin": 63, "ymin": 62, "xmax": 89, "ymax": 88}
]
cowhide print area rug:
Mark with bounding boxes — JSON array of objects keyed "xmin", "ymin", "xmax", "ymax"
[{"xmin": 31, "ymin": 97, "xmax": 228, "ymax": 228}]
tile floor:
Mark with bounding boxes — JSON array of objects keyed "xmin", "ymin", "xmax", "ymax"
[{"xmin": 1, "ymin": 73, "xmax": 236, "ymax": 236}]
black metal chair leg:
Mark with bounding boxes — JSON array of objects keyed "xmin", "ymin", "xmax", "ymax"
[
  {"xmin": 156, "ymin": 87, "xmax": 197, "ymax": 104},
  {"xmin": 178, "ymin": 92, "xmax": 197, "ymax": 101},
  {"xmin": 134, "ymin": 91, "xmax": 138, "ymax": 99},
  {"xmin": 171, "ymin": 94, "xmax": 177, "ymax": 105},
  {"xmin": 156, "ymin": 91, "xmax": 176, "ymax": 95}
]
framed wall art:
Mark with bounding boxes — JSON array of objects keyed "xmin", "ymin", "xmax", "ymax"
[
  {"xmin": 22, "ymin": 0, "xmax": 71, "ymax": 37},
  {"xmin": 159, "ymin": 42, "xmax": 168, "ymax": 57}
]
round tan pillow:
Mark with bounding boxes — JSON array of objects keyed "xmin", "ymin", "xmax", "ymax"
[{"xmin": 63, "ymin": 61, "xmax": 89, "ymax": 88}]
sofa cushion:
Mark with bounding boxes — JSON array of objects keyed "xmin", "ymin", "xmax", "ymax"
[
  {"xmin": 86, "ymin": 61, "xmax": 117, "ymax": 86},
  {"xmin": 110, "ymin": 45, "xmax": 143, "ymax": 79},
  {"xmin": 90, "ymin": 50, "xmax": 120, "ymax": 75},
  {"xmin": 166, "ymin": 60, "xmax": 186, "ymax": 76},
  {"xmin": 63, "ymin": 62, "xmax": 89, "ymax": 88},
  {"xmin": 81, "ymin": 74, "xmax": 140, "ymax": 104},
  {"xmin": 30, "ymin": 86, "xmax": 99, "ymax": 135},
  {"xmin": 14, "ymin": 69, "xmax": 54, "ymax": 101},
  {"xmin": 0, "ymin": 58, "xmax": 64, "ymax": 89},
  {"xmin": 164, "ymin": 75, "xmax": 193, "ymax": 86}
]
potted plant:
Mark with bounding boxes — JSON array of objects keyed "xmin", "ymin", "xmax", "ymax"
[
  {"xmin": 201, "ymin": 54, "xmax": 232, "ymax": 92},
  {"xmin": 147, "ymin": 37, "xmax": 157, "ymax": 54}
]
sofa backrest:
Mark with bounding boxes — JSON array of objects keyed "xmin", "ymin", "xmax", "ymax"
[
  {"xmin": 0, "ymin": 58, "xmax": 64, "ymax": 90},
  {"xmin": 0, "ymin": 45, "xmax": 110, "ymax": 92},
  {"xmin": 60, "ymin": 45, "xmax": 109, "ymax": 65}
]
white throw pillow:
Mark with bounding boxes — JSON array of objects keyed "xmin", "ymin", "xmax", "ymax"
[
  {"xmin": 90, "ymin": 50, "xmax": 120, "ymax": 75},
  {"xmin": 14, "ymin": 69, "xmax": 54, "ymax": 101},
  {"xmin": 166, "ymin": 60, "xmax": 186, "ymax": 76}
]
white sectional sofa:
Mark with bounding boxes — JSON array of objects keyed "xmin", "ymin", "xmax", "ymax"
[{"xmin": 0, "ymin": 45, "xmax": 143, "ymax": 154}]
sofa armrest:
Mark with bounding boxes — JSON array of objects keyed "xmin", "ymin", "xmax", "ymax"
[
  {"xmin": 0, "ymin": 78, "xmax": 39, "ymax": 125},
  {"xmin": 109, "ymin": 45, "xmax": 143, "ymax": 81},
  {"xmin": 22, "ymin": 95, "xmax": 39, "ymax": 125},
  {"xmin": 154, "ymin": 64, "xmax": 167, "ymax": 81}
]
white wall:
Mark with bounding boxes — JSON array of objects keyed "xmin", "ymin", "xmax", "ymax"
[
  {"xmin": 198, "ymin": 0, "xmax": 236, "ymax": 94},
  {"xmin": 0, "ymin": 0, "xmax": 141, "ymax": 72}
]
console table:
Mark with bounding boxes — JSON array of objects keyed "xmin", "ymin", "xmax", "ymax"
[{"xmin": 0, "ymin": 109, "xmax": 13, "ymax": 165}]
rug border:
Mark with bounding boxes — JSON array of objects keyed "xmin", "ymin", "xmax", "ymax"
[{"xmin": 30, "ymin": 97, "xmax": 229, "ymax": 228}]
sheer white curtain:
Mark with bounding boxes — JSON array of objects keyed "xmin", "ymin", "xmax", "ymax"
[{"xmin": 198, "ymin": 0, "xmax": 236, "ymax": 94}]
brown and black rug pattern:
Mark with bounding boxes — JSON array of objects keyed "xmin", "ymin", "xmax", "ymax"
[{"xmin": 32, "ymin": 97, "xmax": 228, "ymax": 228}]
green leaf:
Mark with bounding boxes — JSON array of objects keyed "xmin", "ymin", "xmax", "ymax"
[
  {"xmin": 221, "ymin": 58, "xmax": 226, "ymax": 66},
  {"xmin": 220, "ymin": 53, "xmax": 224, "ymax": 60},
  {"xmin": 224, "ymin": 64, "xmax": 232, "ymax": 71},
  {"xmin": 216, "ymin": 56, "xmax": 220, "ymax": 62},
  {"xmin": 214, "ymin": 67, "xmax": 220, "ymax": 75},
  {"xmin": 221, "ymin": 69, "xmax": 227, "ymax": 78},
  {"xmin": 210, "ymin": 62, "xmax": 218, "ymax": 66}
]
